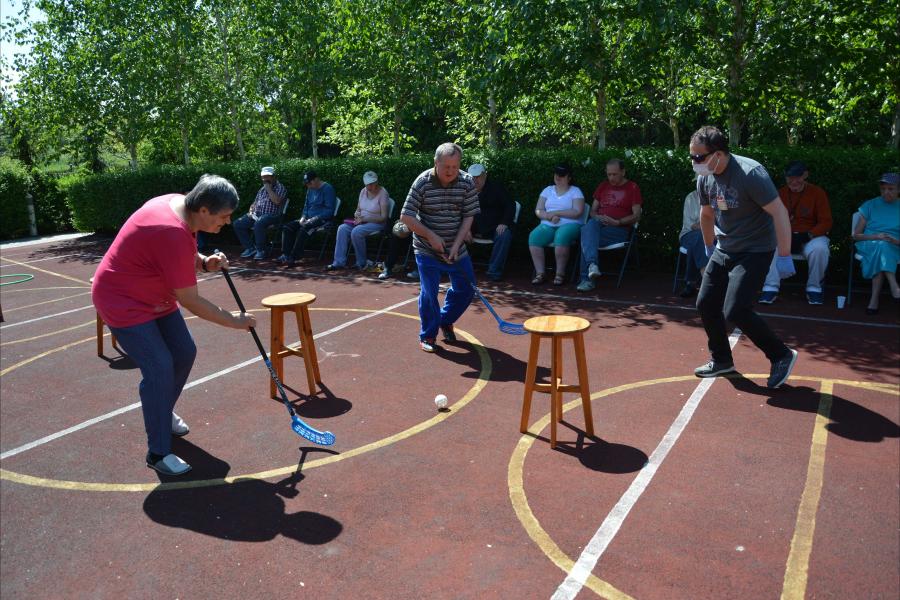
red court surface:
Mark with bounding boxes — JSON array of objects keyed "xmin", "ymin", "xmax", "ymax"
[{"xmin": 2, "ymin": 234, "xmax": 898, "ymax": 599}]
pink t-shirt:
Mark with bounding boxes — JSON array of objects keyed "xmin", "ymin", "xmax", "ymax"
[
  {"xmin": 92, "ymin": 195, "xmax": 198, "ymax": 328},
  {"xmin": 592, "ymin": 180, "xmax": 643, "ymax": 221}
]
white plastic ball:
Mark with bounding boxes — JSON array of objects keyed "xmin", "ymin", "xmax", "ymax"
[{"xmin": 434, "ymin": 394, "xmax": 448, "ymax": 409}]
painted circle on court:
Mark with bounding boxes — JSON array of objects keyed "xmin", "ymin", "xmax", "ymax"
[
  {"xmin": 508, "ymin": 375, "xmax": 899, "ymax": 599},
  {"xmin": 0, "ymin": 309, "xmax": 491, "ymax": 492}
]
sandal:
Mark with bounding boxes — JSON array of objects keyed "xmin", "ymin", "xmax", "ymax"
[
  {"xmin": 531, "ymin": 273, "xmax": 546, "ymax": 285},
  {"xmin": 553, "ymin": 274, "xmax": 566, "ymax": 285}
]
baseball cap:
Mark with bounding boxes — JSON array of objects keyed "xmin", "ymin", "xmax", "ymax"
[
  {"xmin": 878, "ymin": 172, "xmax": 899, "ymax": 186},
  {"xmin": 784, "ymin": 161, "xmax": 807, "ymax": 177},
  {"xmin": 303, "ymin": 170, "xmax": 318, "ymax": 184},
  {"xmin": 260, "ymin": 166, "xmax": 275, "ymax": 177},
  {"xmin": 468, "ymin": 164, "xmax": 486, "ymax": 177},
  {"xmin": 362, "ymin": 171, "xmax": 378, "ymax": 185}
]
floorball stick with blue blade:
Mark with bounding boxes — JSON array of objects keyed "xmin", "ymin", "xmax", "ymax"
[
  {"xmin": 452, "ymin": 261, "xmax": 526, "ymax": 335},
  {"xmin": 220, "ymin": 267, "xmax": 335, "ymax": 446}
]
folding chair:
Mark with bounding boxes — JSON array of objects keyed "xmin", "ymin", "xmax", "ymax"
[
  {"xmin": 352, "ymin": 197, "xmax": 396, "ymax": 265},
  {"xmin": 595, "ymin": 222, "xmax": 640, "ymax": 288},
  {"xmin": 844, "ymin": 212, "xmax": 898, "ymax": 306},
  {"xmin": 264, "ymin": 196, "xmax": 291, "ymax": 256},
  {"xmin": 312, "ymin": 197, "xmax": 342, "ymax": 260},
  {"xmin": 470, "ymin": 201, "xmax": 521, "ymax": 267},
  {"xmin": 672, "ymin": 245, "xmax": 689, "ymax": 293}
]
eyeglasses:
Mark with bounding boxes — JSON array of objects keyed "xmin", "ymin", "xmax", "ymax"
[{"xmin": 689, "ymin": 150, "xmax": 717, "ymax": 163}]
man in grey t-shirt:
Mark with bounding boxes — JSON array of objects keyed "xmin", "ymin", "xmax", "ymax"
[
  {"xmin": 690, "ymin": 126, "xmax": 798, "ymax": 388},
  {"xmin": 400, "ymin": 142, "xmax": 481, "ymax": 353}
]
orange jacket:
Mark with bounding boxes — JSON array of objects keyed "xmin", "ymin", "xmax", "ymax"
[{"xmin": 778, "ymin": 182, "xmax": 832, "ymax": 237}]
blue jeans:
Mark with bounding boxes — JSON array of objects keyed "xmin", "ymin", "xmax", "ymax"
[
  {"xmin": 108, "ymin": 311, "xmax": 197, "ymax": 456},
  {"xmin": 415, "ymin": 254, "xmax": 475, "ymax": 342},
  {"xmin": 233, "ymin": 213, "xmax": 282, "ymax": 251},
  {"xmin": 578, "ymin": 219, "xmax": 629, "ymax": 282},
  {"xmin": 332, "ymin": 222, "xmax": 384, "ymax": 267},
  {"xmin": 483, "ymin": 227, "xmax": 514, "ymax": 277}
]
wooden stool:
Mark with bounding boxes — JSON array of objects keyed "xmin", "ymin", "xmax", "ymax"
[
  {"xmin": 261, "ymin": 292, "xmax": 321, "ymax": 398},
  {"xmin": 521, "ymin": 315, "xmax": 594, "ymax": 448},
  {"xmin": 89, "ymin": 276, "xmax": 116, "ymax": 357}
]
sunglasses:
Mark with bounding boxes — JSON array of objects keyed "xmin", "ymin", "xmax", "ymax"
[{"xmin": 689, "ymin": 150, "xmax": 717, "ymax": 163}]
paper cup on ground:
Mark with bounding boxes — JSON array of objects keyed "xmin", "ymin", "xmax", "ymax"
[{"xmin": 837, "ymin": 295, "xmax": 846, "ymax": 309}]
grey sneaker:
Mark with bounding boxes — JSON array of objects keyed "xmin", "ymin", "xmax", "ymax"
[
  {"xmin": 588, "ymin": 263, "xmax": 601, "ymax": 280},
  {"xmin": 767, "ymin": 348, "xmax": 798, "ymax": 389},
  {"xmin": 694, "ymin": 360, "xmax": 736, "ymax": 378},
  {"xmin": 576, "ymin": 280, "xmax": 595, "ymax": 292}
]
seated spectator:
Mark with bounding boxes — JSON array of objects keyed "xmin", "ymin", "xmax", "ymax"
[
  {"xmin": 759, "ymin": 161, "xmax": 832, "ymax": 305},
  {"xmin": 528, "ymin": 164, "xmax": 585, "ymax": 285},
  {"xmin": 326, "ymin": 171, "xmax": 389, "ymax": 271},
  {"xmin": 466, "ymin": 163, "xmax": 516, "ymax": 281},
  {"xmin": 852, "ymin": 172, "xmax": 900, "ymax": 315},
  {"xmin": 277, "ymin": 170, "xmax": 337, "ymax": 267},
  {"xmin": 233, "ymin": 166, "xmax": 288, "ymax": 260},
  {"xmin": 678, "ymin": 188, "xmax": 709, "ymax": 297},
  {"xmin": 377, "ymin": 220, "xmax": 418, "ymax": 280},
  {"xmin": 577, "ymin": 158, "xmax": 643, "ymax": 292}
]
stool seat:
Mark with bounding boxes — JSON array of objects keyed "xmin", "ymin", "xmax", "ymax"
[
  {"xmin": 262, "ymin": 292, "xmax": 316, "ymax": 308},
  {"xmin": 521, "ymin": 314, "xmax": 594, "ymax": 448},
  {"xmin": 261, "ymin": 292, "xmax": 321, "ymax": 398},
  {"xmin": 524, "ymin": 315, "xmax": 590, "ymax": 336}
]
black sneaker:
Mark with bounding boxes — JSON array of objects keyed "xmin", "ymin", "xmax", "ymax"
[
  {"xmin": 440, "ymin": 324, "xmax": 456, "ymax": 343},
  {"xmin": 767, "ymin": 348, "xmax": 798, "ymax": 389},
  {"xmin": 694, "ymin": 360, "xmax": 736, "ymax": 378}
]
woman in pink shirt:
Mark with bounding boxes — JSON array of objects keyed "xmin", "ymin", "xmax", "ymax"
[{"xmin": 92, "ymin": 175, "xmax": 255, "ymax": 476}]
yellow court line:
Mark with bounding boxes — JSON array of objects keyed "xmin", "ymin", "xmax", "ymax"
[
  {"xmin": 0, "ymin": 312, "xmax": 491, "ymax": 492},
  {"xmin": 781, "ymin": 380, "xmax": 834, "ymax": 600},
  {"xmin": 0, "ymin": 320, "xmax": 96, "ymax": 346},
  {"xmin": 508, "ymin": 375, "xmax": 897, "ymax": 600},
  {"xmin": 0, "ymin": 256, "xmax": 90, "ymax": 285},
  {"xmin": 3, "ymin": 291, "xmax": 93, "ymax": 313}
]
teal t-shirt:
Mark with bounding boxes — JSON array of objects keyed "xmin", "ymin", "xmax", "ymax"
[{"xmin": 859, "ymin": 196, "xmax": 900, "ymax": 239}]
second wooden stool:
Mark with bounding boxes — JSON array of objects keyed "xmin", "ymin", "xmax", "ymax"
[
  {"xmin": 261, "ymin": 292, "xmax": 321, "ymax": 398},
  {"xmin": 521, "ymin": 315, "xmax": 594, "ymax": 448}
]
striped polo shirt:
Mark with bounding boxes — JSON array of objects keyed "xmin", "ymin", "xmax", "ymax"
[{"xmin": 402, "ymin": 168, "xmax": 481, "ymax": 260}]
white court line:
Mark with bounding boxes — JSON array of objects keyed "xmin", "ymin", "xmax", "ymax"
[
  {"xmin": 0, "ymin": 295, "xmax": 418, "ymax": 461},
  {"xmin": 551, "ymin": 329, "xmax": 744, "ymax": 600},
  {"xmin": 0, "ymin": 232, "xmax": 93, "ymax": 249},
  {"xmin": 0, "ymin": 253, "xmax": 95, "ymax": 267}
]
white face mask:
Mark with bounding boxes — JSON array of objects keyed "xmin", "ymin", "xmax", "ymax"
[{"xmin": 692, "ymin": 153, "xmax": 718, "ymax": 177}]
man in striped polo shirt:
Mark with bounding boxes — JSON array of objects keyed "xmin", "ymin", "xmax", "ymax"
[{"xmin": 400, "ymin": 143, "xmax": 481, "ymax": 353}]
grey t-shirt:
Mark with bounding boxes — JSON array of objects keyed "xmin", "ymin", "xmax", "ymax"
[
  {"xmin": 402, "ymin": 168, "xmax": 481, "ymax": 260},
  {"xmin": 697, "ymin": 153, "xmax": 779, "ymax": 253}
]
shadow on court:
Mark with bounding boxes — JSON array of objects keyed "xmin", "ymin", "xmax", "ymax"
[
  {"xmin": 143, "ymin": 443, "xmax": 343, "ymax": 545},
  {"xmin": 724, "ymin": 374, "xmax": 900, "ymax": 443}
]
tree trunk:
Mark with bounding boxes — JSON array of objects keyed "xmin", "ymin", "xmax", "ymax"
[
  {"xmin": 595, "ymin": 84, "xmax": 607, "ymax": 151},
  {"xmin": 669, "ymin": 116, "xmax": 680, "ymax": 149},
  {"xmin": 891, "ymin": 100, "xmax": 900, "ymax": 150},
  {"xmin": 128, "ymin": 142, "xmax": 138, "ymax": 171},
  {"xmin": 393, "ymin": 97, "xmax": 401, "ymax": 156},
  {"xmin": 310, "ymin": 96, "xmax": 319, "ymax": 159},
  {"xmin": 181, "ymin": 125, "xmax": 190, "ymax": 166},
  {"xmin": 488, "ymin": 92, "xmax": 499, "ymax": 149},
  {"xmin": 727, "ymin": 0, "xmax": 745, "ymax": 147},
  {"xmin": 217, "ymin": 12, "xmax": 245, "ymax": 160}
]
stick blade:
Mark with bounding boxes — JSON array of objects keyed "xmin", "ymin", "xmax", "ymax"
[
  {"xmin": 291, "ymin": 415, "xmax": 336, "ymax": 446},
  {"xmin": 500, "ymin": 322, "xmax": 527, "ymax": 335}
]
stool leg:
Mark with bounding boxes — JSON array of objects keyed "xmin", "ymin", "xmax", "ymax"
[
  {"xmin": 520, "ymin": 334, "xmax": 541, "ymax": 433},
  {"xmin": 554, "ymin": 336, "xmax": 564, "ymax": 424},
  {"xmin": 270, "ymin": 308, "xmax": 285, "ymax": 399},
  {"xmin": 96, "ymin": 313, "xmax": 104, "ymax": 357},
  {"xmin": 295, "ymin": 306, "xmax": 320, "ymax": 395},
  {"xmin": 550, "ymin": 334, "xmax": 561, "ymax": 448},
  {"xmin": 573, "ymin": 333, "xmax": 594, "ymax": 437}
]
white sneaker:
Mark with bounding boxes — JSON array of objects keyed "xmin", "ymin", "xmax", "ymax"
[
  {"xmin": 146, "ymin": 453, "xmax": 192, "ymax": 476},
  {"xmin": 588, "ymin": 263, "xmax": 602, "ymax": 280},
  {"xmin": 171, "ymin": 412, "xmax": 190, "ymax": 436}
]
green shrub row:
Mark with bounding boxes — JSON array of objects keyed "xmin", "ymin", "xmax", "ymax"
[
  {"xmin": 0, "ymin": 157, "xmax": 75, "ymax": 240},
  {"xmin": 61, "ymin": 147, "xmax": 899, "ymax": 276}
]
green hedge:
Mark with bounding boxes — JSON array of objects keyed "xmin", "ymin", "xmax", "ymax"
[
  {"xmin": 64, "ymin": 147, "xmax": 899, "ymax": 275},
  {"xmin": 0, "ymin": 157, "xmax": 33, "ymax": 240}
]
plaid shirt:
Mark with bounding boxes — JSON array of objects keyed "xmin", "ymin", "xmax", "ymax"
[{"xmin": 250, "ymin": 181, "xmax": 288, "ymax": 218}]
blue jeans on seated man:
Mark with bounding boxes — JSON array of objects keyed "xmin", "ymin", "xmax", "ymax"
[
  {"xmin": 107, "ymin": 311, "xmax": 196, "ymax": 457},
  {"xmin": 233, "ymin": 213, "xmax": 282, "ymax": 252},
  {"xmin": 476, "ymin": 227, "xmax": 513, "ymax": 279},
  {"xmin": 281, "ymin": 216, "xmax": 328, "ymax": 260},
  {"xmin": 578, "ymin": 219, "xmax": 629, "ymax": 282},
  {"xmin": 332, "ymin": 222, "xmax": 384, "ymax": 268},
  {"xmin": 680, "ymin": 229, "xmax": 711, "ymax": 284},
  {"xmin": 415, "ymin": 253, "xmax": 475, "ymax": 342}
]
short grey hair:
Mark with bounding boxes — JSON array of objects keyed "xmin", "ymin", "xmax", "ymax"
[
  {"xmin": 434, "ymin": 142, "xmax": 463, "ymax": 162},
  {"xmin": 184, "ymin": 174, "xmax": 239, "ymax": 214},
  {"xmin": 606, "ymin": 158, "xmax": 625, "ymax": 170}
]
